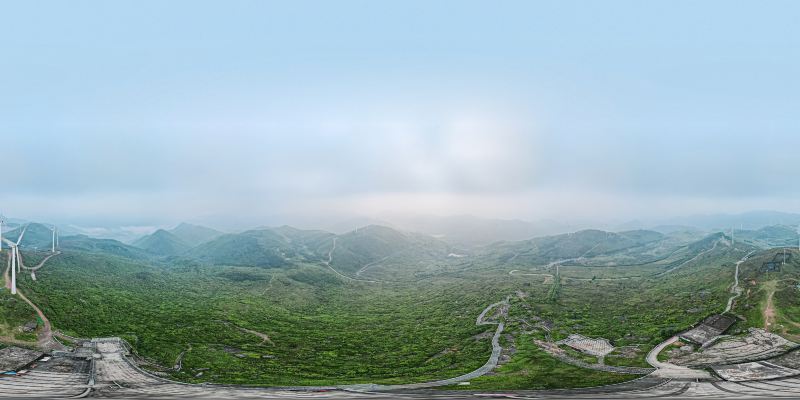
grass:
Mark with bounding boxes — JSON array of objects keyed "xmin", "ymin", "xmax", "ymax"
[
  {"xmin": 731, "ymin": 249, "xmax": 800, "ymax": 339},
  {"xmin": 446, "ymin": 336, "xmax": 637, "ymax": 390},
  {"xmin": 604, "ymin": 347, "xmax": 650, "ymax": 368},
  {"xmin": 5, "ymin": 232, "xmax": 758, "ymax": 388}
]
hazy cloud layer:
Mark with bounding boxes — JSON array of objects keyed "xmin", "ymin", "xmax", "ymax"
[{"xmin": 2, "ymin": 1, "xmax": 799, "ymax": 227}]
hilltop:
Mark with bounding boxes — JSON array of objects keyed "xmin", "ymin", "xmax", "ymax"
[
  {"xmin": 132, "ymin": 229, "xmax": 191, "ymax": 257},
  {"xmin": 168, "ymin": 223, "xmax": 223, "ymax": 247}
]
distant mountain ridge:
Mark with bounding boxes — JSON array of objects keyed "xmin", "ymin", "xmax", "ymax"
[
  {"xmin": 3, "ymin": 223, "xmax": 55, "ymax": 250},
  {"xmin": 131, "ymin": 223, "xmax": 224, "ymax": 256},
  {"xmin": 376, "ymin": 214, "xmax": 571, "ymax": 247},
  {"xmin": 168, "ymin": 223, "xmax": 223, "ymax": 247},
  {"xmin": 187, "ymin": 224, "xmax": 451, "ymax": 273},
  {"xmin": 190, "ymin": 227, "xmax": 334, "ymax": 268},
  {"xmin": 658, "ymin": 210, "xmax": 800, "ymax": 231},
  {"xmin": 132, "ymin": 229, "xmax": 191, "ymax": 256}
]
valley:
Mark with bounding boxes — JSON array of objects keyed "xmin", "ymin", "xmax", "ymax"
[{"xmin": 1, "ymin": 221, "xmax": 800, "ymax": 397}]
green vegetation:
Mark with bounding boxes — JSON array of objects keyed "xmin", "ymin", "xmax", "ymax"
[
  {"xmin": 732, "ymin": 249, "xmax": 800, "ymax": 340},
  {"xmin": 604, "ymin": 347, "xmax": 650, "ymax": 368},
  {"xmin": 132, "ymin": 229, "xmax": 191, "ymax": 257},
  {"xmin": 449, "ymin": 338, "xmax": 635, "ymax": 390},
  {"xmin": 1, "ymin": 224, "xmax": 766, "ymax": 388}
]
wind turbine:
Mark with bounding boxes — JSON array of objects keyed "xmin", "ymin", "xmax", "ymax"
[
  {"xmin": 51, "ymin": 226, "xmax": 56, "ymax": 253},
  {"xmin": 10, "ymin": 245, "xmax": 16, "ymax": 295},
  {"xmin": 14, "ymin": 224, "xmax": 27, "ymax": 274},
  {"xmin": 0, "ymin": 215, "xmax": 4, "ymax": 253},
  {"xmin": 7, "ymin": 224, "xmax": 29, "ymax": 295}
]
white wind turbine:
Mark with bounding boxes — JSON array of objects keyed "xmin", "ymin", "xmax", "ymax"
[
  {"xmin": 9, "ymin": 225, "xmax": 29, "ymax": 295},
  {"xmin": 0, "ymin": 215, "xmax": 4, "ymax": 253},
  {"xmin": 51, "ymin": 225, "xmax": 56, "ymax": 253},
  {"xmin": 15, "ymin": 225, "xmax": 26, "ymax": 274},
  {"xmin": 10, "ymin": 244, "xmax": 16, "ymax": 295}
]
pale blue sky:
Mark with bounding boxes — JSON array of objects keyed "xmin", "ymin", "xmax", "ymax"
[{"xmin": 2, "ymin": 1, "xmax": 799, "ymax": 227}]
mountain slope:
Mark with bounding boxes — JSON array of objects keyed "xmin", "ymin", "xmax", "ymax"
[
  {"xmin": 4, "ymin": 223, "xmax": 55, "ymax": 250},
  {"xmin": 483, "ymin": 228, "xmax": 667, "ymax": 265},
  {"xmin": 190, "ymin": 228, "xmax": 330, "ymax": 268},
  {"xmin": 59, "ymin": 235, "xmax": 152, "ymax": 260},
  {"xmin": 735, "ymin": 225, "xmax": 798, "ymax": 248},
  {"xmin": 132, "ymin": 229, "xmax": 191, "ymax": 256},
  {"xmin": 187, "ymin": 224, "xmax": 449, "ymax": 273},
  {"xmin": 329, "ymin": 225, "xmax": 450, "ymax": 276},
  {"xmin": 384, "ymin": 214, "xmax": 569, "ymax": 246},
  {"xmin": 168, "ymin": 223, "xmax": 222, "ymax": 247}
]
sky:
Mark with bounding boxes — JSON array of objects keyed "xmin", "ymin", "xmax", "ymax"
[{"xmin": 2, "ymin": 1, "xmax": 800, "ymax": 230}]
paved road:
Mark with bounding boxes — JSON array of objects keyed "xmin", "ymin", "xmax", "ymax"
[
  {"xmin": 323, "ymin": 238, "xmax": 379, "ymax": 283},
  {"xmin": 645, "ymin": 247, "xmax": 755, "ymax": 380},
  {"xmin": 21, "ymin": 250, "xmax": 61, "ymax": 271},
  {"xmin": 28, "ymin": 337, "xmax": 800, "ymax": 399},
  {"xmin": 725, "ymin": 250, "xmax": 756, "ymax": 313},
  {"xmin": 645, "ymin": 336, "xmax": 713, "ymax": 380},
  {"xmin": 85, "ymin": 298, "xmax": 513, "ymax": 396},
  {"xmin": 352, "ymin": 298, "xmax": 510, "ymax": 391}
]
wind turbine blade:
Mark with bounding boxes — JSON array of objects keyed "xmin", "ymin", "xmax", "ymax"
[{"xmin": 15, "ymin": 224, "xmax": 28, "ymax": 246}]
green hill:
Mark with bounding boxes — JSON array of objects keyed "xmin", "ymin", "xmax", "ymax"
[
  {"xmin": 190, "ymin": 228, "xmax": 321, "ymax": 268},
  {"xmin": 734, "ymin": 225, "xmax": 798, "ymax": 248},
  {"xmin": 329, "ymin": 225, "xmax": 450, "ymax": 276},
  {"xmin": 5, "ymin": 223, "xmax": 55, "ymax": 250},
  {"xmin": 168, "ymin": 223, "xmax": 223, "ymax": 247},
  {"xmin": 489, "ymin": 229, "xmax": 665, "ymax": 262},
  {"xmin": 187, "ymin": 224, "xmax": 448, "ymax": 273},
  {"xmin": 59, "ymin": 235, "xmax": 152, "ymax": 260},
  {"xmin": 132, "ymin": 229, "xmax": 192, "ymax": 256}
]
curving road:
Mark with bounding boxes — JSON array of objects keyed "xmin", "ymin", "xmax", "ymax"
[
  {"xmin": 348, "ymin": 297, "xmax": 510, "ymax": 391},
  {"xmin": 323, "ymin": 238, "xmax": 379, "ymax": 283},
  {"xmin": 645, "ymin": 247, "xmax": 756, "ymax": 380},
  {"xmin": 725, "ymin": 250, "xmax": 756, "ymax": 313},
  {"xmin": 645, "ymin": 336, "xmax": 712, "ymax": 380},
  {"xmin": 1, "ymin": 235, "xmax": 64, "ymax": 351}
]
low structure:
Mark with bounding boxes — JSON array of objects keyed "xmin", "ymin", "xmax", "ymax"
[
  {"xmin": 0, "ymin": 347, "xmax": 43, "ymax": 372},
  {"xmin": 675, "ymin": 328, "xmax": 797, "ymax": 367},
  {"xmin": 557, "ymin": 334, "xmax": 615, "ymax": 357},
  {"xmin": 713, "ymin": 361, "xmax": 800, "ymax": 381},
  {"xmin": 679, "ymin": 314, "xmax": 736, "ymax": 346},
  {"xmin": 22, "ymin": 321, "xmax": 37, "ymax": 333}
]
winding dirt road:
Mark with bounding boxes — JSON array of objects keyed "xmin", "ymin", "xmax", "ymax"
[
  {"xmin": 725, "ymin": 250, "xmax": 756, "ymax": 313},
  {"xmin": 1, "ymin": 235, "xmax": 63, "ymax": 351},
  {"xmin": 646, "ymin": 247, "xmax": 754, "ymax": 380}
]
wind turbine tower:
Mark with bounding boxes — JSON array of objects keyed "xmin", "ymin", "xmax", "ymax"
[
  {"xmin": 0, "ymin": 216, "xmax": 3, "ymax": 253},
  {"xmin": 10, "ymin": 246, "xmax": 16, "ymax": 295},
  {"xmin": 51, "ymin": 226, "xmax": 56, "ymax": 253}
]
